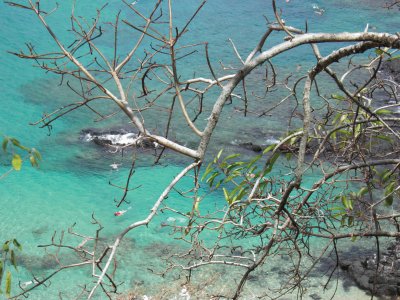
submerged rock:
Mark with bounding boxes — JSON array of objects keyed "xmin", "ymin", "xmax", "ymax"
[
  {"xmin": 343, "ymin": 239, "xmax": 400, "ymax": 297},
  {"xmin": 81, "ymin": 128, "xmax": 159, "ymax": 150},
  {"xmin": 238, "ymin": 142, "xmax": 263, "ymax": 153},
  {"xmin": 381, "ymin": 59, "xmax": 400, "ymax": 83}
]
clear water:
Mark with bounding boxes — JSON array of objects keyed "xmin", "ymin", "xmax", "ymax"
[{"xmin": 0, "ymin": 0, "xmax": 399, "ymax": 299}]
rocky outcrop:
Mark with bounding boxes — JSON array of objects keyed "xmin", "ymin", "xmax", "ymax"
[
  {"xmin": 238, "ymin": 142, "xmax": 263, "ymax": 153},
  {"xmin": 381, "ymin": 59, "xmax": 400, "ymax": 83},
  {"xmin": 340, "ymin": 239, "xmax": 400, "ymax": 297},
  {"xmin": 236, "ymin": 141, "xmax": 301, "ymax": 153},
  {"xmin": 81, "ymin": 128, "xmax": 158, "ymax": 150}
]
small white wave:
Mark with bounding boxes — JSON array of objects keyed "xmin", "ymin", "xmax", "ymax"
[
  {"xmin": 83, "ymin": 133, "xmax": 94, "ymax": 142},
  {"xmin": 265, "ymin": 137, "xmax": 280, "ymax": 145},
  {"xmin": 100, "ymin": 133, "xmax": 139, "ymax": 146}
]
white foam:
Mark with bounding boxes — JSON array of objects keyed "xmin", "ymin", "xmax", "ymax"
[
  {"xmin": 100, "ymin": 133, "xmax": 139, "ymax": 146},
  {"xmin": 265, "ymin": 137, "xmax": 280, "ymax": 145}
]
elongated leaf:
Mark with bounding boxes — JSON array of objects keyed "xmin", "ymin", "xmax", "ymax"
[
  {"xmin": 3, "ymin": 241, "xmax": 10, "ymax": 252},
  {"xmin": 224, "ymin": 153, "xmax": 240, "ymax": 161},
  {"xmin": 12, "ymin": 239, "xmax": 22, "ymax": 251},
  {"xmin": 348, "ymin": 216, "xmax": 354, "ymax": 226},
  {"xmin": 30, "ymin": 156, "xmax": 37, "ymax": 167},
  {"xmin": 376, "ymin": 109, "xmax": 392, "ymax": 115},
  {"xmin": 247, "ymin": 154, "xmax": 262, "ymax": 168},
  {"xmin": 12, "ymin": 154, "xmax": 22, "ymax": 171},
  {"xmin": 265, "ymin": 152, "xmax": 280, "ymax": 174},
  {"xmin": 358, "ymin": 187, "xmax": 369, "ymax": 197},
  {"xmin": 375, "ymin": 135, "xmax": 392, "ymax": 142},
  {"xmin": 223, "ymin": 187, "xmax": 230, "ymax": 204},
  {"xmin": 382, "ymin": 170, "xmax": 392, "ymax": 183},
  {"xmin": 10, "ymin": 250, "xmax": 17, "ymax": 271},
  {"xmin": 385, "ymin": 181, "xmax": 396, "ymax": 196},
  {"xmin": 10, "ymin": 138, "xmax": 20, "ymax": 147},
  {"xmin": 207, "ymin": 172, "xmax": 219, "ymax": 187},
  {"xmin": 31, "ymin": 148, "xmax": 42, "ymax": 161},
  {"xmin": 5, "ymin": 271, "xmax": 11, "ymax": 297},
  {"xmin": 216, "ymin": 149, "xmax": 224, "ymax": 160},
  {"xmin": 388, "ymin": 55, "xmax": 400, "ymax": 61},
  {"xmin": 262, "ymin": 144, "xmax": 276, "ymax": 154},
  {"xmin": 2, "ymin": 138, "xmax": 8, "ymax": 152},
  {"xmin": 201, "ymin": 163, "xmax": 213, "ymax": 181},
  {"xmin": 331, "ymin": 93, "xmax": 346, "ymax": 101},
  {"xmin": 385, "ymin": 195, "xmax": 394, "ymax": 206}
]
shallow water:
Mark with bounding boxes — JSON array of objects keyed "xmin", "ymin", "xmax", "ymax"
[{"xmin": 1, "ymin": 0, "xmax": 399, "ymax": 299}]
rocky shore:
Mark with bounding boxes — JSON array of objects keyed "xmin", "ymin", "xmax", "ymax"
[{"xmin": 340, "ymin": 239, "xmax": 400, "ymax": 298}]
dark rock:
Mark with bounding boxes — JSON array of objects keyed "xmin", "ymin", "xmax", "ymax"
[
  {"xmin": 339, "ymin": 260, "xmax": 352, "ymax": 271},
  {"xmin": 381, "ymin": 59, "xmax": 400, "ymax": 83},
  {"xmin": 310, "ymin": 293, "xmax": 322, "ymax": 300},
  {"xmin": 238, "ymin": 142, "xmax": 263, "ymax": 152},
  {"xmin": 92, "ymin": 137, "xmax": 113, "ymax": 147},
  {"xmin": 81, "ymin": 128, "xmax": 158, "ymax": 150},
  {"xmin": 237, "ymin": 141, "xmax": 302, "ymax": 153},
  {"xmin": 344, "ymin": 240, "xmax": 400, "ymax": 297}
]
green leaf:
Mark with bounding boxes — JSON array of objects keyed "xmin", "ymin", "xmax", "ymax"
[
  {"xmin": 216, "ymin": 149, "xmax": 223, "ymax": 160},
  {"xmin": 384, "ymin": 181, "xmax": 396, "ymax": 206},
  {"xmin": 223, "ymin": 187, "xmax": 230, "ymax": 204},
  {"xmin": 385, "ymin": 181, "xmax": 396, "ymax": 195},
  {"xmin": 375, "ymin": 135, "xmax": 393, "ymax": 142},
  {"xmin": 5, "ymin": 271, "xmax": 11, "ymax": 298},
  {"xmin": 236, "ymin": 187, "xmax": 248, "ymax": 201},
  {"xmin": 247, "ymin": 154, "xmax": 262, "ymax": 169},
  {"xmin": 206, "ymin": 172, "xmax": 219, "ymax": 187},
  {"xmin": 2, "ymin": 138, "xmax": 9, "ymax": 152},
  {"xmin": 341, "ymin": 195, "xmax": 353, "ymax": 210},
  {"xmin": 385, "ymin": 195, "xmax": 394, "ymax": 206},
  {"xmin": 0, "ymin": 261, "xmax": 3, "ymax": 278},
  {"xmin": 376, "ymin": 109, "xmax": 392, "ymax": 115},
  {"xmin": 30, "ymin": 156, "xmax": 37, "ymax": 167},
  {"xmin": 354, "ymin": 123, "xmax": 361, "ymax": 137},
  {"xmin": 330, "ymin": 206, "xmax": 346, "ymax": 212},
  {"xmin": 347, "ymin": 216, "xmax": 354, "ymax": 227},
  {"xmin": 388, "ymin": 55, "xmax": 400, "ymax": 61},
  {"xmin": 3, "ymin": 241, "xmax": 10, "ymax": 252},
  {"xmin": 10, "ymin": 138, "xmax": 21, "ymax": 147},
  {"xmin": 382, "ymin": 170, "xmax": 392, "ymax": 183},
  {"xmin": 10, "ymin": 250, "xmax": 17, "ymax": 271},
  {"xmin": 31, "ymin": 148, "xmax": 42, "ymax": 161},
  {"xmin": 264, "ymin": 152, "xmax": 280, "ymax": 175},
  {"xmin": 262, "ymin": 144, "xmax": 276, "ymax": 154},
  {"xmin": 331, "ymin": 93, "xmax": 346, "ymax": 101},
  {"xmin": 337, "ymin": 129, "xmax": 351, "ymax": 136},
  {"xmin": 358, "ymin": 187, "xmax": 369, "ymax": 197},
  {"xmin": 201, "ymin": 163, "xmax": 214, "ymax": 181},
  {"xmin": 12, "ymin": 154, "xmax": 22, "ymax": 171},
  {"xmin": 12, "ymin": 239, "xmax": 22, "ymax": 251},
  {"xmin": 224, "ymin": 153, "xmax": 240, "ymax": 161}
]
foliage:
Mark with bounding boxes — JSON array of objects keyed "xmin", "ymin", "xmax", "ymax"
[
  {"xmin": 2, "ymin": 0, "xmax": 400, "ymax": 299},
  {"xmin": 0, "ymin": 239, "xmax": 22, "ymax": 298},
  {"xmin": 1, "ymin": 136, "xmax": 41, "ymax": 178}
]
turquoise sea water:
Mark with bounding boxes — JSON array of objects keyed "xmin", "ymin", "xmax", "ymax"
[{"xmin": 1, "ymin": 0, "xmax": 399, "ymax": 299}]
